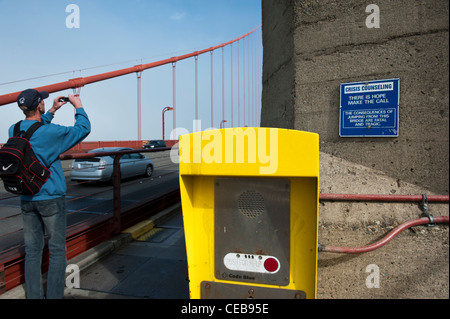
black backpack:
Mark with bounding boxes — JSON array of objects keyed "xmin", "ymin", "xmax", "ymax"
[{"xmin": 0, "ymin": 121, "xmax": 51, "ymax": 195}]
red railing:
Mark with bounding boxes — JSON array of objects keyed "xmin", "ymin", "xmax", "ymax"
[{"xmin": 0, "ymin": 140, "xmax": 179, "ymax": 153}]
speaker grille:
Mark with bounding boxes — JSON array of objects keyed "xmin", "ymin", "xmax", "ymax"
[{"xmin": 238, "ymin": 190, "xmax": 265, "ymax": 218}]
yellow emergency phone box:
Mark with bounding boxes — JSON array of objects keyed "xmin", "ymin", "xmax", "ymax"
[{"xmin": 179, "ymin": 128, "xmax": 319, "ymax": 299}]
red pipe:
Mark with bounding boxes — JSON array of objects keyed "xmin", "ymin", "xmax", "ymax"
[
  {"xmin": 0, "ymin": 25, "xmax": 261, "ymax": 106},
  {"xmin": 319, "ymin": 193, "xmax": 449, "ymax": 203},
  {"xmin": 319, "ymin": 216, "xmax": 449, "ymax": 253}
]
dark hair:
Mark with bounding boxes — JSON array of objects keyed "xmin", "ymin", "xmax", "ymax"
[{"xmin": 20, "ymin": 105, "xmax": 38, "ymax": 117}]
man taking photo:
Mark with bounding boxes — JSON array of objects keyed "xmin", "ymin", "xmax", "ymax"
[{"xmin": 10, "ymin": 89, "xmax": 91, "ymax": 299}]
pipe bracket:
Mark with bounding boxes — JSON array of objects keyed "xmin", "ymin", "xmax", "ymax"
[{"xmin": 421, "ymin": 194, "xmax": 435, "ymax": 227}]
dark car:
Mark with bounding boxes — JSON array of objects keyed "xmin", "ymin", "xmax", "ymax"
[{"xmin": 143, "ymin": 140, "xmax": 167, "ymax": 149}]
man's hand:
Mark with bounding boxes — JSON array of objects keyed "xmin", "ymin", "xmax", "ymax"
[
  {"xmin": 49, "ymin": 96, "xmax": 67, "ymax": 114},
  {"xmin": 68, "ymin": 95, "xmax": 83, "ymax": 109},
  {"xmin": 49, "ymin": 94, "xmax": 83, "ymax": 115}
]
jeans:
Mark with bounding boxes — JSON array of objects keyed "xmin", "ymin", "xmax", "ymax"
[{"xmin": 21, "ymin": 197, "xmax": 67, "ymax": 299}]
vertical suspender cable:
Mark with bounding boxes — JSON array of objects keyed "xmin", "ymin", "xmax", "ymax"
[
  {"xmin": 249, "ymin": 32, "xmax": 255, "ymax": 126},
  {"xmin": 172, "ymin": 62, "xmax": 177, "ymax": 138},
  {"xmin": 256, "ymin": 31, "xmax": 259, "ymax": 127},
  {"xmin": 210, "ymin": 51, "xmax": 214, "ymax": 129},
  {"xmin": 258, "ymin": 30, "xmax": 262, "ymax": 127},
  {"xmin": 237, "ymin": 40, "xmax": 240, "ymax": 127},
  {"xmin": 222, "ymin": 47, "xmax": 225, "ymax": 125},
  {"xmin": 254, "ymin": 33, "xmax": 257, "ymax": 127},
  {"xmin": 253, "ymin": 32, "xmax": 257, "ymax": 127},
  {"xmin": 243, "ymin": 37, "xmax": 246, "ymax": 126},
  {"xmin": 195, "ymin": 56, "xmax": 199, "ymax": 132},
  {"xmin": 230, "ymin": 43, "xmax": 234, "ymax": 127},
  {"xmin": 248, "ymin": 33, "xmax": 251, "ymax": 126},
  {"xmin": 136, "ymin": 72, "xmax": 142, "ymax": 141},
  {"xmin": 249, "ymin": 33, "xmax": 252, "ymax": 127}
]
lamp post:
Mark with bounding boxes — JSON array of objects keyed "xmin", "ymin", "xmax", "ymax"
[
  {"xmin": 220, "ymin": 120, "xmax": 227, "ymax": 129},
  {"xmin": 162, "ymin": 107, "xmax": 174, "ymax": 140}
]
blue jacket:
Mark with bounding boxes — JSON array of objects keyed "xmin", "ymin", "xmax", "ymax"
[{"xmin": 8, "ymin": 108, "xmax": 91, "ymax": 201}]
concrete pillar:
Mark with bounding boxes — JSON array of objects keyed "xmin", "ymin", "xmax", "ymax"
[{"xmin": 261, "ymin": 0, "xmax": 449, "ymax": 194}]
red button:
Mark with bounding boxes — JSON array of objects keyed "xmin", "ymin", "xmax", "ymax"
[{"xmin": 264, "ymin": 258, "xmax": 279, "ymax": 272}]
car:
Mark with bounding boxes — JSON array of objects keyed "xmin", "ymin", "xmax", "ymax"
[
  {"xmin": 143, "ymin": 140, "xmax": 167, "ymax": 149},
  {"xmin": 70, "ymin": 147, "xmax": 153, "ymax": 182}
]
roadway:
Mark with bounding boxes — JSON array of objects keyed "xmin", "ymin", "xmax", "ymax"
[{"xmin": 0, "ymin": 150, "xmax": 179, "ymax": 260}]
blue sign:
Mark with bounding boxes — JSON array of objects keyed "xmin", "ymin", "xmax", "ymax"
[{"xmin": 340, "ymin": 78, "xmax": 400, "ymax": 137}]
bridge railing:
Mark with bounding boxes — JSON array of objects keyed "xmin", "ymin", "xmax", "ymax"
[
  {"xmin": 0, "ymin": 139, "xmax": 179, "ymax": 153},
  {"xmin": 0, "ymin": 147, "xmax": 179, "ymax": 294},
  {"xmin": 60, "ymin": 147, "xmax": 175, "ymax": 234}
]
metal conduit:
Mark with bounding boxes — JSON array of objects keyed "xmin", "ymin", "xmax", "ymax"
[
  {"xmin": 318, "ymin": 193, "xmax": 449, "ymax": 254},
  {"xmin": 319, "ymin": 193, "xmax": 449, "ymax": 203},
  {"xmin": 319, "ymin": 216, "xmax": 449, "ymax": 254}
]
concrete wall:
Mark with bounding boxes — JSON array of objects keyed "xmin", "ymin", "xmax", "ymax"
[{"xmin": 261, "ymin": 0, "xmax": 449, "ymax": 194}]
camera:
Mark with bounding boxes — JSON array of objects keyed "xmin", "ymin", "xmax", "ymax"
[{"xmin": 59, "ymin": 97, "xmax": 70, "ymax": 102}]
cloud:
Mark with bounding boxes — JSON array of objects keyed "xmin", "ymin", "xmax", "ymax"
[{"xmin": 170, "ymin": 12, "xmax": 186, "ymax": 21}]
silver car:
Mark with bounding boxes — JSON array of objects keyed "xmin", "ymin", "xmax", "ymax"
[{"xmin": 70, "ymin": 147, "xmax": 153, "ymax": 182}]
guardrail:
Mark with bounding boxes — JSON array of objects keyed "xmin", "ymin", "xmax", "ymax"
[{"xmin": 0, "ymin": 140, "xmax": 179, "ymax": 152}]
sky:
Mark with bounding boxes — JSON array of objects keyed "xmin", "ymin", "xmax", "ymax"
[{"xmin": 0, "ymin": 0, "xmax": 262, "ymax": 142}]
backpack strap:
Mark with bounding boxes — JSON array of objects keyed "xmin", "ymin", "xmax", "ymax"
[
  {"xmin": 24, "ymin": 122, "xmax": 44, "ymax": 140},
  {"xmin": 13, "ymin": 121, "xmax": 44, "ymax": 140},
  {"xmin": 13, "ymin": 121, "xmax": 23, "ymax": 137},
  {"xmin": 24, "ymin": 121, "xmax": 55, "ymax": 169}
]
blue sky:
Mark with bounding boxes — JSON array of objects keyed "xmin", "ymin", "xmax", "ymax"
[{"xmin": 0, "ymin": 0, "xmax": 262, "ymax": 142}]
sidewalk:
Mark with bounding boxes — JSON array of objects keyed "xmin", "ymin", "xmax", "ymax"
[{"xmin": 67, "ymin": 203, "xmax": 189, "ymax": 299}]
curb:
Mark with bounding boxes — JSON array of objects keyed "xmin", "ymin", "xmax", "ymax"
[{"xmin": 122, "ymin": 202, "xmax": 181, "ymax": 240}]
